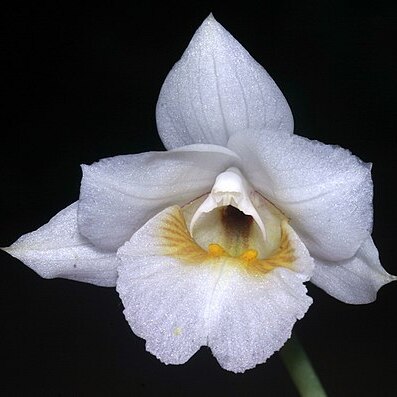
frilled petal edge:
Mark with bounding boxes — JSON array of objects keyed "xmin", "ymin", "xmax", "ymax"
[
  {"xmin": 2, "ymin": 203, "xmax": 118, "ymax": 287},
  {"xmin": 117, "ymin": 205, "xmax": 313, "ymax": 373},
  {"xmin": 228, "ymin": 130, "xmax": 373, "ymax": 262},
  {"xmin": 78, "ymin": 144, "xmax": 239, "ymax": 251},
  {"xmin": 156, "ymin": 14, "xmax": 293, "ymax": 150},
  {"xmin": 311, "ymin": 237, "xmax": 396, "ymax": 304}
]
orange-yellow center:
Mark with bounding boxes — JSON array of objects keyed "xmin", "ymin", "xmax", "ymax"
[{"xmin": 158, "ymin": 206, "xmax": 295, "ymax": 276}]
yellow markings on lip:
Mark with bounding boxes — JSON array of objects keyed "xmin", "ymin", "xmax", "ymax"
[
  {"xmin": 246, "ymin": 222, "xmax": 296, "ymax": 275},
  {"xmin": 208, "ymin": 243, "xmax": 226, "ymax": 256},
  {"xmin": 159, "ymin": 206, "xmax": 296, "ymax": 275},
  {"xmin": 239, "ymin": 249, "xmax": 258, "ymax": 262},
  {"xmin": 209, "ymin": 244, "xmax": 258, "ymax": 262},
  {"xmin": 158, "ymin": 208, "xmax": 208, "ymax": 264}
]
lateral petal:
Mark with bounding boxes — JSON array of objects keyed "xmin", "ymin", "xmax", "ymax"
[
  {"xmin": 156, "ymin": 14, "xmax": 293, "ymax": 150},
  {"xmin": 3, "ymin": 203, "xmax": 118, "ymax": 287},
  {"xmin": 117, "ymin": 205, "xmax": 313, "ymax": 372},
  {"xmin": 78, "ymin": 144, "xmax": 239, "ymax": 250},
  {"xmin": 311, "ymin": 237, "xmax": 396, "ymax": 304},
  {"xmin": 228, "ymin": 130, "xmax": 373, "ymax": 261}
]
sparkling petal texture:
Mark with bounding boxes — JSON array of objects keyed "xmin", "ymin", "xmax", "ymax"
[
  {"xmin": 3, "ymin": 15, "xmax": 394, "ymax": 377},
  {"xmin": 156, "ymin": 14, "xmax": 293, "ymax": 150},
  {"xmin": 78, "ymin": 145, "xmax": 239, "ymax": 250},
  {"xmin": 311, "ymin": 237, "xmax": 396, "ymax": 304},
  {"xmin": 3, "ymin": 203, "xmax": 118, "ymax": 287},
  {"xmin": 117, "ymin": 205, "xmax": 314, "ymax": 373},
  {"xmin": 228, "ymin": 130, "xmax": 373, "ymax": 261}
]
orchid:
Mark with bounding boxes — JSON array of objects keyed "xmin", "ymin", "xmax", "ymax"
[{"xmin": 3, "ymin": 15, "xmax": 395, "ymax": 375}]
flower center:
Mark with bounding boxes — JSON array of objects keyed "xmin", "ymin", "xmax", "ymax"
[
  {"xmin": 206, "ymin": 205, "xmax": 256, "ymax": 257},
  {"xmin": 182, "ymin": 168, "xmax": 286, "ymax": 260},
  {"xmin": 189, "ymin": 167, "xmax": 267, "ymax": 243},
  {"xmin": 157, "ymin": 205, "xmax": 295, "ymax": 275},
  {"xmin": 156, "ymin": 167, "xmax": 297, "ymax": 275}
]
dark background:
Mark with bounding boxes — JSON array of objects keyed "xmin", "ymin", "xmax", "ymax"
[{"xmin": 1, "ymin": 1, "xmax": 396, "ymax": 396}]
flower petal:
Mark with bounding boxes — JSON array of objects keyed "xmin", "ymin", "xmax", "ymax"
[
  {"xmin": 311, "ymin": 237, "xmax": 396, "ymax": 304},
  {"xmin": 228, "ymin": 130, "xmax": 373, "ymax": 261},
  {"xmin": 2, "ymin": 203, "xmax": 118, "ymax": 287},
  {"xmin": 117, "ymin": 206, "xmax": 214, "ymax": 364},
  {"xmin": 206, "ymin": 224, "xmax": 313, "ymax": 373},
  {"xmin": 117, "ymin": 205, "xmax": 313, "ymax": 372},
  {"xmin": 78, "ymin": 145, "xmax": 239, "ymax": 250},
  {"xmin": 208, "ymin": 268, "xmax": 312, "ymax": 372},
  {"xmin": 156, "ymin": 14, "xmax": 293, "ymax": 150}
]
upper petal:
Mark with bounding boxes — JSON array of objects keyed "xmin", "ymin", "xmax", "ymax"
[
  {"xmin": 228, "ymin": 130, "xmax": 373, "ymax": 261},
  {"xmin": 311, "ymin": 236, "xmax": 396, "ymax": 304},
  {"xmin": 156, "ymin": 14, "xmax": 293, "ymax": 150},
  {"xmin": 2, "ymin": 203, "xmax": 118, "ymax": 287},
  {"xmin": 78, "ymin": 144, "xmax": 239, "ymax": 250}
]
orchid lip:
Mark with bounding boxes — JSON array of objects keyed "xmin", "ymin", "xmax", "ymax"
[{"xmin": 189, "ymin": 167, "xmax": 267, "ymax": 242}]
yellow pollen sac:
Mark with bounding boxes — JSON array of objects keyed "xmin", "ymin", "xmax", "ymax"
[
  {"xmin": 208, "ymin": 244, "xmax": 258, "ymax": 263},
  {"xmin": 239, "ymin": 249, "xmax": 258, "ymax": 262},
  {"xmin": 208, "ymin": 243, "xmax": 227, "ymax": 257}
]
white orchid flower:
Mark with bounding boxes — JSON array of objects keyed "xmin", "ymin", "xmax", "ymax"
[{"xmin": 3, "ymin": 15, "xmax": 395, "ymax": 373}]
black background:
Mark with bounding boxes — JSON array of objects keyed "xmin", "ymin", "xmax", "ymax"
[{"xmin": 1, "ymin": 1, "xmax": 396, "ymax": 396}]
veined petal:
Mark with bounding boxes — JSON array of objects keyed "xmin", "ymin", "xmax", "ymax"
[
  {"xmin": 117, "ymin": 252, "xmax": 212, "ymax": 365},
  {"xmin": 228, "ymin": 130, "xmax": 373, "ymax": 261},
  {"xmin": 78, "ymin": 144, "xmax": 239, "ymax": 250},
  {"xmin": 208, "ymin": 263, "xmax": 312, "ymax": 373},
  {"xmin": 2, "ymin": 203, "xmax": 118, "ymax": 287},
  {"xmin": 117, "ymin": 205, "xmax": 313, "ymax": 372},
  {"xmin": 311, "ymin": 237, "xmax": 396, "ymax": 304},
  {"xmin": 156, "ymin": 14, "xmax": 293, "ymax": 150}
]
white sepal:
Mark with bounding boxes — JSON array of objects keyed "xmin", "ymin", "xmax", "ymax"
[
  {"xmin": 311, "ymin": 237, "xmax": 396, "ymax": 304},
  {"xmin": 156, "ymin": 14, "xmax": 294, "ymax": 150},
  {"xmin": 3, "ymin": 203, "xmax": 118, "ymax": 287}
]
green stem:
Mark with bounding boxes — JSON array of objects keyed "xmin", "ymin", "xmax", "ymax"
[{"xmin": 280, "ymin": 334, "xmax": 328, "ymax": 397}]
